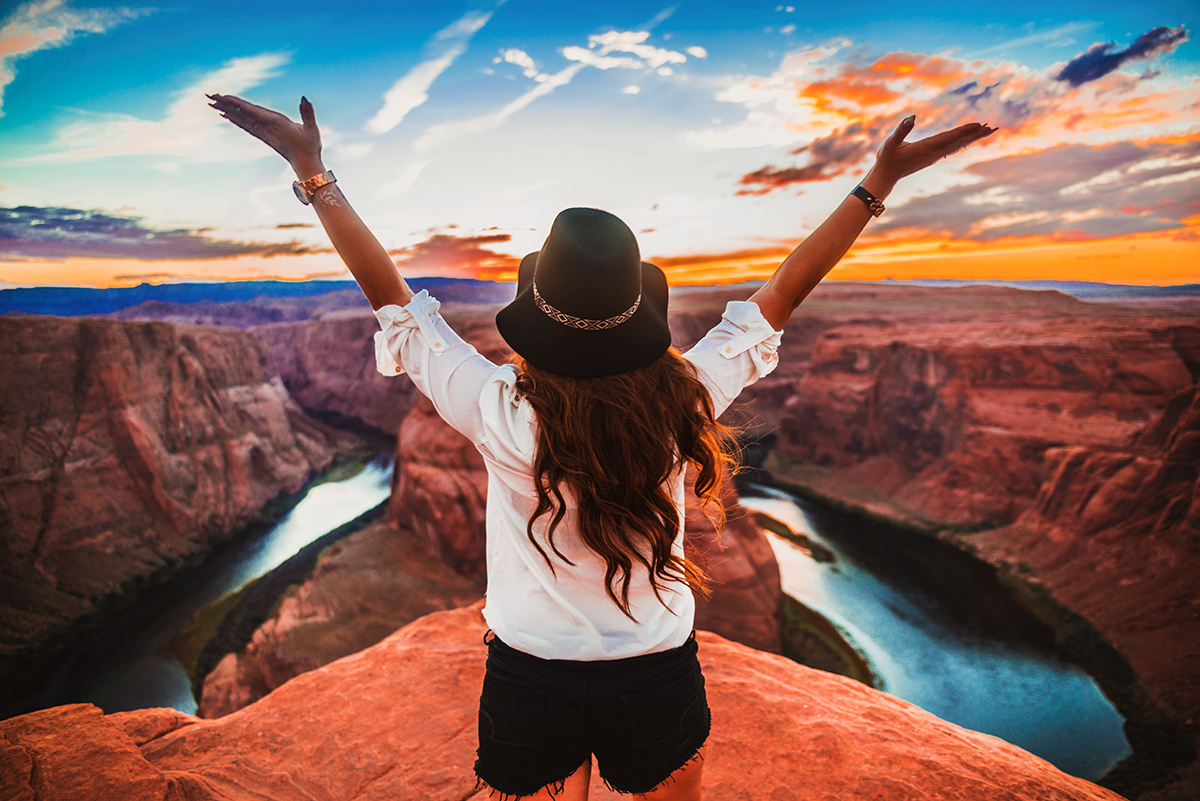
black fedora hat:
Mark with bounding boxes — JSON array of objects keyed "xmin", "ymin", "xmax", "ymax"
[{"xmin": 496, "ymin": 208, "xmax": 670, "ymax": 378}]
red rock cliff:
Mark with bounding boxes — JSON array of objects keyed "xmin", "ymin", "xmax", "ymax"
[
  {"xmin": 196, "ymin": 519, "xmax": 482, "ymax": 718},
  {"xmin": 0, "ymin": 317, "xmax": 336, "ymax": 689},
  {"xmin": 761, "ymin": 288, "xmax": 1197, "ymax": 531},
  {"xmin": 0, "ymin": 604, "xmax": 1125, "ymax": 801},
  {"xmin": 967, "ymin": 382, "xmax": 1200, "ymax": 795},
  {"xmin": 253, "ymin": 312, "xmax": 418, "ymax": 436}
]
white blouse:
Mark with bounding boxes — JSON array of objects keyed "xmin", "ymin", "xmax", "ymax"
[{"xmin": 374, "ymin": 290, "xmax": 781, "ymax": 661}]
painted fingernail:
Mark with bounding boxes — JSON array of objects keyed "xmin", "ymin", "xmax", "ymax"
[{"xmin": 905, "ymin": 114, "xmax": 916, "ymax": 124}]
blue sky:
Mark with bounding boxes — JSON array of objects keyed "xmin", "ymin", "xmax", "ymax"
[{"xmin": 1, "ymin": 0, "xmax": 1197, "ymax": 287}]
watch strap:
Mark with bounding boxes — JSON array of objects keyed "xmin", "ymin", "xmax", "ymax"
[
  {"xmin": 294, "ymin": 170, "xmax": 336, "ymax": 205},
  {"xmin": 850, "ymin": 185, "xmax": 885, "ymax": 217}
]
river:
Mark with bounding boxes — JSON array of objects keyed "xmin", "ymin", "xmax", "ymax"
[
  {"xmin": 738, "ymin": 483, "xmax": 1131, "ymax": 781},
  {"xmin": 30, "ymin": 459, "xmax": 1130, "ymax": 783},
  {"xmin": 32, "ymin": 455, "xmax": 394, "ymax": 716}
]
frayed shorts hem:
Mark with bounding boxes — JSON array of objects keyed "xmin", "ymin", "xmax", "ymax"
[{"xmin": 473, "ymin": 740, "xmax": 708, "ymax": 799}]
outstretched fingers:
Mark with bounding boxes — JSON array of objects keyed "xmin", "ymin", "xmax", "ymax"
[
  {"xmin": 299, "ymin": 96, "xmax": 317, "ymax": 130},
  {"xmin": 207, "ymin": 93, "xmax": 323, "ymax": 166},
  {"xmin": 878, "ymin": 116, "xmax": 997, "ymax": 180},
  {"xmin": 919, "ymin": 122, "xmax": 991, "ymax": 151},
  {"xmin": 207, "ymin": 93, "xmax": 268, "ymax": 135},
  {"xmin": 885, "ymin": 114, "xmax": 918, "ymax": 147}
]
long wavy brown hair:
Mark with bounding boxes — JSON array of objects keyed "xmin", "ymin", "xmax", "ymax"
[{"xmin": 514, "ymin": 348, "xmax": 733, "ymax": 620}]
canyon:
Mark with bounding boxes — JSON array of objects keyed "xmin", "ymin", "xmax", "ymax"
[
  {"xmin": 3, "ymin": 280, "xmax": 1197, "ymax": 798},
  {"xmin": 230, "ymin": 283, "xmax": 1197, "ymax": 797}
]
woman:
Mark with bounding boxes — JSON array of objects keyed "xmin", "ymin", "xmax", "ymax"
[{"xmin": 210, "ymin": 92, "xmax": 994, "ymax": 801}]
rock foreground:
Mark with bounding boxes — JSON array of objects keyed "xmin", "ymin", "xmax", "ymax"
[{"xmin": 1, "ymin": 604, "xmax": 1125, "ymax": 801}]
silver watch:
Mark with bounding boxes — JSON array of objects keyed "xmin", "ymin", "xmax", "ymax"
[{"xmin": 293, "ymin": 170, "xmax": 336, "ymax": 205}]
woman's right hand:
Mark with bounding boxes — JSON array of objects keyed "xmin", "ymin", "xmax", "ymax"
[{"xmin": 208, "ymin": 94, "xmax": 324, "ymax": 178}]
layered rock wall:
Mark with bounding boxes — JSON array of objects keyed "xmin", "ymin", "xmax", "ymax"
[
  {"xmin": 970, "ymin": 382, "xmax": 1200, "ymax": 746},
  {"xmin": 254, "ymin": 313, "xmax": 418, "ymax": 436},
  {"xmin": 767, "ymin": 300, "xmax": 1196, "ymax": 530},
  {"xmin": 0, "ymin": 317, "xmax": 336, "ymax": 690}
]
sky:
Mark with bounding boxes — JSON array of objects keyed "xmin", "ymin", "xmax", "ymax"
[{"xmin": 0, "ymin": 0, "xmax": 1197, "ymax": 289}]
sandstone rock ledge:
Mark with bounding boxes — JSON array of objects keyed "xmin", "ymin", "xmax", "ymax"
[{"xmin": 1, "ymin": 604, "xmax": 1123, "ymax": 801}]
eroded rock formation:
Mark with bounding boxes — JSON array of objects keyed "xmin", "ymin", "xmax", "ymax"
[
  {"xmin": 763, "ymin": 289, "xmax": 1197, "ymax": 531},
  {"xmin": 196, "ymin": 519, "xmax": 482, "ymax": 718},
  {"xmin": 0, "ymin": 604, "xmax": 1125, "ymax": 801},
  {"xmin": 0, "ymin": 317, "xmax": 336, "ymax": 702},
  {"xmin": 967, "ymin": 382, "xmax": 1200, "ymax": 795},
  {"xmin": 254, "ymin": 313, "xmax": 418, "ymax": 436},
  {"xmin": 390, "ymin": 395, "xmax": 491, "ymax": 576},
  {"xmin": 685, "ymin": 475, "xmax": 783, "ymax": 654}
]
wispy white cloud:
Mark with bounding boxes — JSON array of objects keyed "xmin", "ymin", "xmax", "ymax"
[
  {"xmin": 412, "ymin": 62, "xmax": 585, "ymax": 153},
  {"xmin": 0, "ymin": 0, "xmax": 150, "ymax": 117},
  {"xmin": 638, "ymin": 5, "xmax": 677, "ymax": 31},
  {"xmin": 411, "ymin": 25, "xmax": 699, "ymax": 155},
  {"xmin": 587, "ymin": 30, "xmax": 688, "ymax": 69},
  {"xmin": 365, "ymin": 8, "xmax": 495, "ymax": 134},
  {"xmin": 16, "ymin": 53, "xmax": 289, "ymax": 164},
  {"xmin": 560, "ymin": 46, "xmax": 642, "ymax": 70},
  {"xmin": 975, "ymin": 22, "xmax": 1096, "ymax": 55},
  {"xmin": 377, "ymin": 159, "xmax": 429, "ymax": 198}
]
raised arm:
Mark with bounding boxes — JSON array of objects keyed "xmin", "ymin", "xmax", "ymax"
[
  {"xmin": 208, "ymin": 94, "xmax": 413, "ymax": 311},
  {"xmin": 749, "ymin": 116, "xmax": 996, "ymax": 330}
]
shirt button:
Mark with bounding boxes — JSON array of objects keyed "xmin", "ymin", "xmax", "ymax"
[
  {"xmin": 395, "ymin": 366, "xmax": 402, "ymax": 373},
  {"xmin": 434, "ymin": 341, "xmax": 443, "ymax": 348},
  {"xmin": 724, "ymin": 345, "xmax": 733, "ymax": 353}
]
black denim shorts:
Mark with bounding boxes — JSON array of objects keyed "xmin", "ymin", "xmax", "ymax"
[{"xmin": 474, "ymin": 631, "xmax": 710, "ymax": 798}]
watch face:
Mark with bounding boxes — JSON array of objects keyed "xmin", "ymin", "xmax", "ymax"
[{"xmin": 293, "ymin": 181, "xmax": 311, "ymax": 205}]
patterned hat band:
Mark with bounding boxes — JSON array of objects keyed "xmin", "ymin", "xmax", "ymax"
[{"xmin": 532, "ymin": 282, "xmax": 641, "ymax": 330}]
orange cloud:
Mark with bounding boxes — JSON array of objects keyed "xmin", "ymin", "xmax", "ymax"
[
  {"xmin": 389, "ymin": 232, "xmax": 520, "ymax": 281},
  {"xmin": 651, "ymin": 246, "xmax": 793, "ymax": 285},
  {"xmin": 646, "ymin": 227, "xmax": 1199, "ymax": 287},
  {"xmin": 731, "ymin": 27, "xmax": 1200, "ymax": 202},
  {"xmin": 0, "ymin": 252, "xmax": 353, "ymax": 288},
  {"xmin": 837, "ymin": 228, "xmax": 1200, "ymax": 285}
]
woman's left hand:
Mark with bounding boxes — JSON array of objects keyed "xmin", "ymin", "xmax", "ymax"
[
  {"xmin": 873, "ymin": 116, "xmax": 997, "ymax": 185},
  {"xmin": 208, "ymin": 93, "xmax": 323, "ymax": 176}
]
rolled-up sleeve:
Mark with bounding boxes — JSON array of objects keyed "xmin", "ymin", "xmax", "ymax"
[
  {"xmin": 373, "ymin": 290, "xmax": 500, "ymax": 444},
  {"xmin": 682, "ymin": 300, "xmax": 782, "ymax": 416}
]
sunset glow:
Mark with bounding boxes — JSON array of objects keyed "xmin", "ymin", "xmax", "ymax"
[{"xmin": 1, "ymin": 1, "xmax": 1196, "ymax": 289}]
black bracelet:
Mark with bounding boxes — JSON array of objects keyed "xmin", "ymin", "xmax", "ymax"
[{"xmin": 851, "ymin": 185, "xmax": 885, "ymax": 217}]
